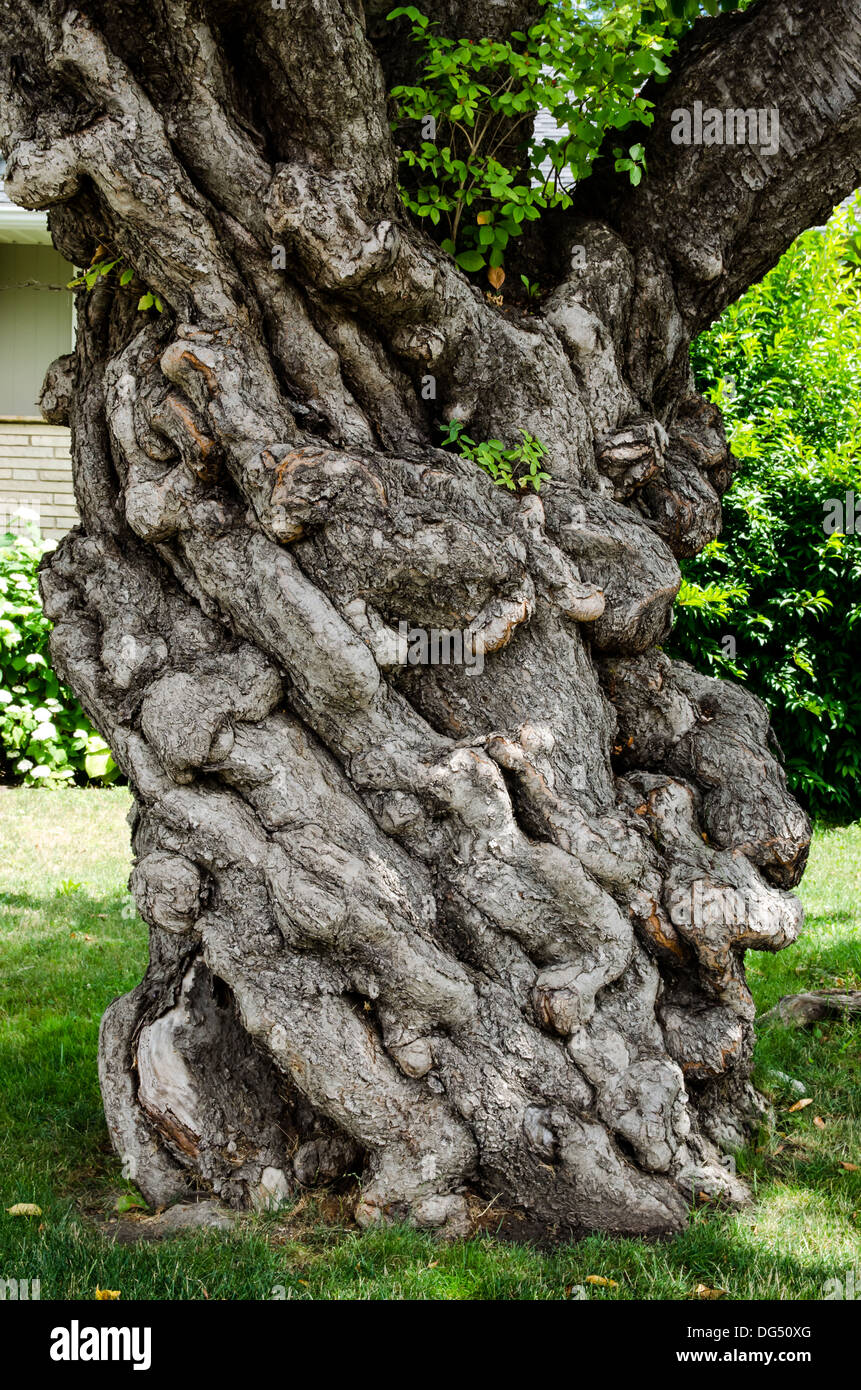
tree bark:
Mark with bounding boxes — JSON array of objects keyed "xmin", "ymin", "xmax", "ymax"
[{"xmin": 1, "ymin": 0, "xmax": 858, "ymax": 1238}]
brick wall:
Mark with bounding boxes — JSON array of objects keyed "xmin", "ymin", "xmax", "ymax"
[{"xmin": 0, "ymin": 420, "xmax": 77, "ymax": 539}]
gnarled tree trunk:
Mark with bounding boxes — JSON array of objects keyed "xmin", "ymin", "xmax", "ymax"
[{"xmin": 2, "ymin": 0, "xmax": 859, "ymax": 1238}]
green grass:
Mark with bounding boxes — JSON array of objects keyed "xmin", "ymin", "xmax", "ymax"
[{"xmin": 0, "ymin": 789, "xmax": 859, "ymax": 1300}]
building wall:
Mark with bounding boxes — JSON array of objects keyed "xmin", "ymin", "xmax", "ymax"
[
  {"xmin": 0, "ymin": 421, "xmax": 76, "ymax": 540},
  {"xmin": 0, "ymin": 242, "xmax": 77, "ymax": 538},
  {"xmin": 0, "ymin": 244, "xmax": 75, "ymax": 417}
]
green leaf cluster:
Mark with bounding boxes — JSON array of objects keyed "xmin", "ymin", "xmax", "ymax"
[
  {"xmin": 68, "ymin": 251, "xmax": 164, "ymax": 313},
  {"xmin": 0, "ymin": 530, "xmax": 118, "ymax": 787},
  {"xmin": 386, "ymin": 2, "xmax": 752, "ymax": 275},
  {"xmin": 439, "ymin": 419, "xmax": 550, "ymax": 491},
  {"xmin": 671, "ymin": 191, "xmax": 861, "ymax": 817}
]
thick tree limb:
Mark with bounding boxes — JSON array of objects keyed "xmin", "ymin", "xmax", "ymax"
[{"xmin": 577, "ymin": 0, "xmax": 861, "ymax": 335}]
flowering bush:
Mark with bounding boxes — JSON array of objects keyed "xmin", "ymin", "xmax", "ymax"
[{"xmin": 0, "ymin": 529, "xmax": 117, "ymax": 787}]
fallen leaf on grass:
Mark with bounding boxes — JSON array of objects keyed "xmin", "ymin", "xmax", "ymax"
[
  {"xmin": 95, "ymin": 1288, "xmax": 121, "ymax": 1300},
  {"xmin": 695, "ymin": 1284, "xmax": 727, "ymax": 1300},
  {"xmin": 840, "ymin": 1162, "xmax": 859, "ymax": 1172},
  {"xmin": 115, "ymin": 1192, "xmax": 147, "ymax": 1213},
  {"xmin": 813, "ymin": 1116, "xmax": 826, "ymax": 1129},
  {"xmin": 787, "ymin": 1097, "xmax": 813, "ymax": 1113},
  {"xmin": 6, "ymin": 1203, "xmax": 42, "ymax": 1217},
  {"xmin": 585, "ymin": 1275, "xmax": 618, "ymax": 1288}
]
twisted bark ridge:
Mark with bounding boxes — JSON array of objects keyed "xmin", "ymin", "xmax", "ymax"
[{"xmin": 2, "ymin": 0, "xmax": 859, "ymax": 1238}]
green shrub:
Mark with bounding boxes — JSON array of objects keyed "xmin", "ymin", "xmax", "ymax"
[
  {"xmin": 670, "ymin": 192, "xmax": 861, "ymax": 818},
  {"xmin": 0, "ymin": 529, "xmax": 117, "ymax": 787}
]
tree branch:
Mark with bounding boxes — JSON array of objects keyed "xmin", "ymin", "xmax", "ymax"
[{"xmin": 577, "ymin": 0, "xmax": 861, "ymax": 334}]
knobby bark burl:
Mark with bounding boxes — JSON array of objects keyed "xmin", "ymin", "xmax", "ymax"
[{"xmin": 2, "ymin": 0, "xmax": 860, "ymax": 1238}]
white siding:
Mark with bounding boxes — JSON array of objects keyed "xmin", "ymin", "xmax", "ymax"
[{"xmin": 0, "ymin": 244, "xmax": 75, "ymax": 418}]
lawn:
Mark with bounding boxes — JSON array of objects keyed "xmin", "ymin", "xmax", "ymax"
[{"xmin": 0, "ymin": 788, "xmax": 858, "ymax": 1300}]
